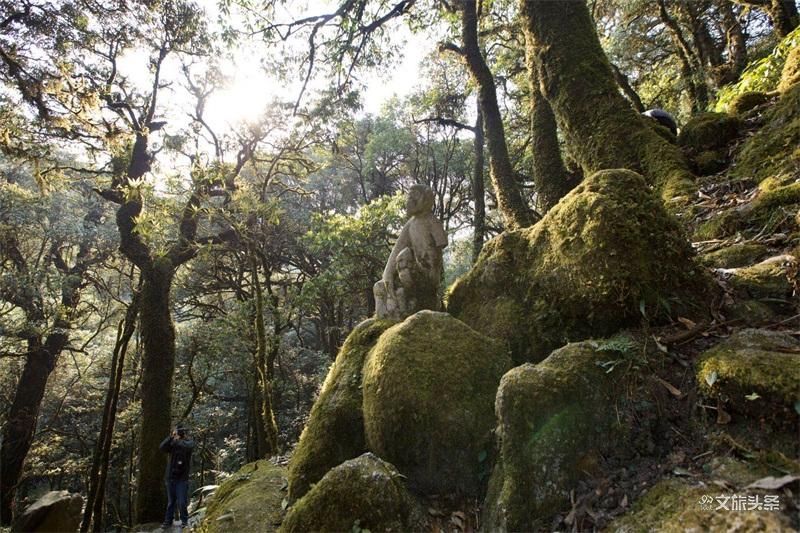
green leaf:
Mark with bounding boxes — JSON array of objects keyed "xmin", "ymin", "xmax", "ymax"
[
  {"xmin": 478, "ymin": 450, "xmax": 487, "ymax": 463},
  {"xmin": 745, "ymin": 392, "xmax": 761, "ymax": 401}
]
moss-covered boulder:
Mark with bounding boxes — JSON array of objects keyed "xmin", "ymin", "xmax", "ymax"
[
  {"xmin": 362, "ymin": 311, "xmax": 511, "ymax": 496},
  {"xmin": 448, "ymin": 169, "xmax": 710, "ymax": 364},
  {"xmin": 678, "ymin": 112, "xmax": 740, "ymax": 176},
  {"xmin": 200, "ymin": 460, "xmax": 286, "ymax": 533},
  {"xmin": 720, "ymin": 255, "xmax": 797, "ymax": 308},
  {"xmin": 698, "ymin": 243, "xmax": 769, "ymax": 269},
  {"xmin": 734, "ymin": 84, "xmax": 800, "ymax": 182},
  {"xmin": 729, "ymin": 91, "xmax": 770, "ymax": 115},
  {"xmin": 286, "ymin": 318, "xmax": 394, "ymax": 502},
  {"xmin": 678, "ymin": 112, "xmax": 740, "ymax": 153},
  {"xmin": 485, "ymin": 341, "xmax": 625, "ymax": 531},
  {"xmin": 696, "ymin": 329, "xmax": 800, "ymax": 425},
  {"xmin": 610, "ymin": 479, "xmax": 794, "ymax": 532},
  {"xmin": 280, "ymin": 453, "xmax": 425, "ymax": 533}
]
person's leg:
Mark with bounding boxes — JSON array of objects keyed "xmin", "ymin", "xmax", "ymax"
[
  {"xmin": 163, "ymin": 479, "xmax": 176, "ymax": 526},
  {"xmin": 176, "ymin": 479, "xmax": 189, "ymax": 526}
]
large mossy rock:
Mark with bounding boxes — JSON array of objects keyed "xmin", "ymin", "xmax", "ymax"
[
  {"xmin": 11, "ymin": 491, "xmax": 83, "ymax": 533},
  {"xmin": 485, "ymin": 341, "xmax": 625, "ymax": 531},
  {"xmin": 698, "ymin": 243, "xmax": 769, "ymax": 269},
  {"xmin": 734, "ymin": 84, "xmax": 800, "ymax": 182},
  {"xmin": 200, "ymin": 460, "xmax": 286, "ymax": 533},
  {"xmin": 696, "ymin": 329, "xmax": 800, "ymax": 427},
  {"xmin": 286, "ymin": 318, "xmax": 394, "ymax": 502},
  {"xmin": 280, "ymin": 453, "xmax": 425, "ymax": 533},
  {"xmin": 448, "ymin": 169, "xmax": 709, "ymax": 364},
  {"xmin": 362, "ymin": 311, "xmax": 511, "ymax": 496}
]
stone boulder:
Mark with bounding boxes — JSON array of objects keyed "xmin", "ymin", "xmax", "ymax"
[
  {"xmin": 280, "ymin": 453, "xmax": 425, "ymax": 533},
  {"xmin": 485, "ymin": 341, "xmax": 625, "ymax": 531},
  {"xmin": 11, "ymin": 490, "xmax": 83, "ymax": 533},
  {"xmin": 362, "ymin": 311, "xmax": 511, "ymax": 496},
  {"xmin": 200, "ymin": 460, "xmax": 286, "ymax": 533},
  {"xmin": 696, "ymin": 329, "xmax": 800, "ymax": 430},
  {"xmin": 286, "ymin": 318, "xmax": 394, "ymax": 502},
  {"xmin": 719, "ymin": 255, "xmax": 797, "ymax": 314},
  {"xmin": 448, "ymin": 169, "xmax": 710, "ymax": 364}
]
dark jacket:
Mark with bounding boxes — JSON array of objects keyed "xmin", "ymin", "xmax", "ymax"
[{"xmin": 159, "ymin": 435, "xmax": 195, "ymax": 481}]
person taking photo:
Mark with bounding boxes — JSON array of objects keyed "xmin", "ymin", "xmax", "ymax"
[{"xmin": 159, "ymin": 425, "xmax": 195, "ymax": 529}]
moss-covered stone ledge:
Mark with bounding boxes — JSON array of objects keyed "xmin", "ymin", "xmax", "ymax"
[
  {"xmin": 362, "ymin": 311, "xmax": 511, "ymax": 497},
  {"xmin": 199, "ymin": 460, "xmax": 286, "ymax": 533},
  {"xmin": 448, "ymin": 169, "xmax": 711, "ymax": 364},
  {"xmin": 484, "ymin": 341, "xmax": 627, "ymax": 531},
  {"xmin": 286, "ymin": 318, "xmax": 395, "ymax": 503},
  {"xmin": 696, "ymin": 329, "xmax": 800, "ymax": 429},
  {"xmin": 280, "ymin": 453, "xmax": 425, "ymax": 533}
]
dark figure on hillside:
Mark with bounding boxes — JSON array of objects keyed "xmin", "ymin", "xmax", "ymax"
[
  {"xmin": 642, "ymin": 108, "xmax": 678, "ymax": 136},
  {"xmin": 160, "ymin": 426, "xmax": 195, "ymax": 529}
]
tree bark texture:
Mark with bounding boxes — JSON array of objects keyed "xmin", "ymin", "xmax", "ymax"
[
  {"xmin": 459, "ymin": 0, "xmax": 535, "ymax": 229},
  {"xmin": 520, "ymin": 0, "xmax": 695, "ymax": 202},
  {"xmin": 133, "ymin": 263, "xmax": 177, "ymax": 523},
  {"xmin": 526, "ymin": 31, "xmax": 572, "ymax": 212}
]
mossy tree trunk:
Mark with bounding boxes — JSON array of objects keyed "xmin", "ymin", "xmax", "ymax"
[
  {"xmin": 737, "ymin": 0, "xmax": 799, "ymax": 37},
  {"xmin": 250, "ymin": 251, "xmax": 279, "ymax": 459},
  {"xmin": 525, "ymin": 32, "xmax": 572, "ymax": 212},
  {"xmin": 445, "ymin": 0, "xmax": 535, "ymax": 229},
  {"xmin": 520, "ymin": 0, "xmax": 696, "ymax": 202}
]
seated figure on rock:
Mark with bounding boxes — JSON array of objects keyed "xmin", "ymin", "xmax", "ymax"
[{"xmin": 374, "ymin": 184, "xmax": 448, "ymax": 320}]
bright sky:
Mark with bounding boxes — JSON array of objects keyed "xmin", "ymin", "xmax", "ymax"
[{"xmin": 192, "ymin": 0, "xmax": 432, "ymax": 129}]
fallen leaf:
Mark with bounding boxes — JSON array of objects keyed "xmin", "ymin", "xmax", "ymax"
[
  {"xmin": 654, "ymin": 376, "xmax": 683, "ymax": 398},
  {"xmin": 746, "ymin": 475, "xmax": 800, "ymax": 490},
  {"xmin": 673, "ymin": 467, "xmax": 693, "ymax": 477},
  {"xmin": 705, "ymin": 371, "xmax": 718, "ymax": 387},
  {"xmin": 620, "ymin": 494, "xmax": 628, "ymax": 508},
  {"xmin": 677, "ymin": 317, "xmax": 697, "ymax": 329},
  {"xmin": 745, "ymin": 392, "xmax": 761, "ymax": 401}
]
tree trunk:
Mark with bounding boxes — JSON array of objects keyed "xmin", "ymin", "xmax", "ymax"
[
  {"xmin": 520, "ymin": 0, "xmax": 695, "ymax": 202},
  {"xmin": 458, "ymin": 0, "xmax": 535, "ymax": 229},
  {"xmin": 1, "ymin": 333, "xmax": 67, "ymax": 525},
  {"xmin": 471, "ymin": 104, "xmax": 485, "ymax": 263},
  {"xmin": 610, "ymin": 62, "xmax": 645, "ymax": 113},
  {"xmin": 657, "ymin": 0, "xmax": 709, "ymax": 112},
  {"xmin": 769, "ymin": 0, "xmax": 799, "ymax": 37},
  {"xmin": 134, "ymin": 262, "xmax": 176, "ymax": 523},
  {"xmin": 250, "ymin": 254, "xmax": 279, "ymax": 458},
  {"xmin": 81, "ymin": 293, "xmax": 139, "ymax": 532},
  {"xmin": 526, "ymin": 32, "xmax": 572, "ymax": 212}
]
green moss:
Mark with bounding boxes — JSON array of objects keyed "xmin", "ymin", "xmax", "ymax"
[
  {"xmin": 778, "ymin": 44, "xmax": 800, "ymax": 92},
  {"xmin": 734, "ymin": 84, "xmax": 800, "ymax": 182},
  {"xmin": 678, "ymin": 112, "xmax": 740, "ymax": 153},
  {"xmin": 692, "ymin": 210, "xmax": 742, "ymax": 240},
  {"xmin": 722, "ymin": 299, "xmax": 778, "ymax": 326},
  {"xmin": 448, "ymin": 169, "xmax": 711, "ymax": 364},
  {"xmin": 752, "ymin": 182, "xmax": 800, "ymax": 211},
  {"xmin": 728, "ymin": 91, "xmax": 770, "ymax": 115},
  {"xmin": 280, "ymin": 453, "xmax": 425, "ymax": 533},
  {"xmin": 698, "ymin": 243, "xmax": 768, "ymax": 268},
  {"xmin": 200, "ymin": 460, "xmax": 286, "ymax": 533},
  {"xmin": 485, "ymin": 341, "xmax": 625, "ymax": 531},
  {"xmin": 610, "ymin": 479, "xmax": 793, "ymax": 532},
  {"xmin": 723, "ymin": 255, "xmax": 796, "ymax": 303},
  {"xmin": 361, "ymin": 311, "xmax": 511, "ymax": 496},
  {"xmin": 696, "ymin": 329, "xmax": 800, "ymax": 416},
  {"xmin": 286, "ymin": 318, "xmax": 394, "ymax": 502}
]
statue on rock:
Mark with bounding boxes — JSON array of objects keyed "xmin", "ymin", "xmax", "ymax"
[{"xmin": 374, "ymin": 184, "xmax": 448, "ymax": 320}]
